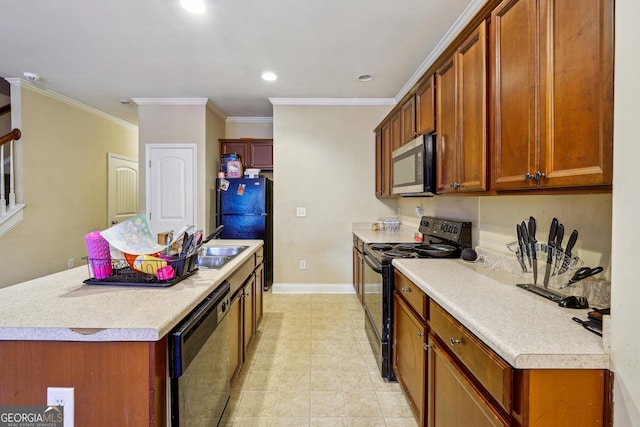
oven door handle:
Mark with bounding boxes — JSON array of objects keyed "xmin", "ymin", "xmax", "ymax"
[{"xmin": 363, "ymin": 253, "xmax": 383, "ymax": 273}]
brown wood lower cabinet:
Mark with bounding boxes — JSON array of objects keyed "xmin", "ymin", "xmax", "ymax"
[
  {"xmin": 393, "ymin": 291, "xmax": 428, "ymax": 425},
  {"xmin": 393, "ymin": 270, "xmax": 611, "ymax": 427},
  {"xmin": 229, "ymin": 249, "xmax": 265, "ymax": 385},
  {"xmin": 428, "ymin": 335, "xmax": 510, "ymax": 427},
  {"xmin": 228, "ymin": 290, "xmax": 242, "ymax": 382}
]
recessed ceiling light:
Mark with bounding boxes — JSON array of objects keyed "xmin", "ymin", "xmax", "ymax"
[
  {"xmin": 358, "ymin": 74, "xmax": 373, "ymax": 82},
  {"xmin": 180, "ymin": 0, "xmax": 206, "ymax": 14},
  {"xmin": 261, "ymin": 71, "xmax": 277, "ymax": 82}
]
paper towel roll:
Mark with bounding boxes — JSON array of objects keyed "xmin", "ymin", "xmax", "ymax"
[{"xmin": 85, "ymin": 231, "xmax": 112, "ymax": 279}]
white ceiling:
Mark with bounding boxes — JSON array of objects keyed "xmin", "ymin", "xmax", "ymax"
[{"xmin": 0, "ymin": 0, "xmax": 484, "ymax": 124}]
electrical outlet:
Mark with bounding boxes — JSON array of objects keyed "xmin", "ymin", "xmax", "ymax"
[
  {"xmin": 47, "ymin": 387, "xmax": 74, "ymax": 427},
  {"xmin": 67, "ymin": 258, "xmax": 74, "ymax": 269},
  {"xmin": 296, "ymin": 207, "xmax": 306, "ymax": 217},
  {"xmin": 299, "ymin": 259, "xmax": 306, "ymax": 270}
]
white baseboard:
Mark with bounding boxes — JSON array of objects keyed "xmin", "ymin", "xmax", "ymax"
[{"xmin": 271, "ymin": 283, "xmax": 356, "ymax": 294}]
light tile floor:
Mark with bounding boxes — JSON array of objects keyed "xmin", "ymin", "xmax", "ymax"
[{"xmin": 225, "ymin": 292, "xmax": 418, "ymax": 427}]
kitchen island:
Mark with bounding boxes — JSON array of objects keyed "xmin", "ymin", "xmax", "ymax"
[{"xmin": 0, "ymin": 239, "xmax": 263, "ymax": 426}]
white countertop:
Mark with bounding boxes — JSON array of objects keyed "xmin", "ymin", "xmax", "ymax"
[
  {"xmin": 0, "ymin": 240, "xmax": 263, "ymax": 342},
  {"xmin": 393, "ymin": 258, "xmax": 609, "ymax": 370}
]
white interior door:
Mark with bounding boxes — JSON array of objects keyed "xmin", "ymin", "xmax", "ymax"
[
  {"xmin": 107, "ymin": 153, "xmax": 138, "ymax": 227},
  {"xmin": 146, "ymin": 144, "xmax": 196, "ymax": 236}
]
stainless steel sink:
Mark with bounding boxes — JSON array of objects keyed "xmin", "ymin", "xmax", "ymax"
[
  {"xmin": 196, "ymin": 245, "xmax": 248, "ymax": 269},
  {"xmin": 201, "ymin": 245, "xmax": 248, "ymax": 257}
]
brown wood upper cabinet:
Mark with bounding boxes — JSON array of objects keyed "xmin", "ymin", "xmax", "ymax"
[
  {"xmin": 416, "ymin": 75, "xmax": 436, "ymax": 136},
  {"xmin": 436, "ymin": 21, "xmax": 488, "ymax": 194},
  {"xmin": 390, "ymin": 111, "xmax": 403, "ymax": 152},
  {"xmin": 490, "ymin": 0, "xmax": 613, "ymax": 190},
  {"xmin": 401, "ymin": 97, "xmax": 416, "ymax": 143},
  {"xmin": 220, "ymin": 138, "xmax": 273, "ymax": 170},
  {"xmin": 375, "ymin": 124, "xmax": 395, "ymax": 198}
]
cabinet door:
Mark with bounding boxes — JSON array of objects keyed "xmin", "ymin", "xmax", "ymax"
[
  {"xmin": 375, "ymin": 129, "xmax": 384, "ymax": 197},
  {"xmin": 416, "ymin": 76, "xmax": 436, "ymax": 135},
  {"xmin": 490, "ymin": 0, "xmax": 538, "ymax": 190},
  {"xmin": 393, "ymin": 292, "xmax": 427, "ymax": 425},
  {"xmin": 254, "ymin": 263, "xmax": 264, "ymax": 327},
  {"xmin": 538, "ymin": 0, "xmax": 613, "ymax": 188},
  {"xmin": 436, "ymin": 56, "xmax": 458, "ymax": 194},
  {"xmin": 376, "ymin": 122, "xmax": 394, "ymax": 198},
  {"xmin": 457, "ymin": 21, "xmax": 488, "ymax": 193},
  {"xmin": 401, "ymin": 97, "xmax": 416, "ymax": 144},
  {"xmin": 250, "ymin": 142, "xmax": 273, "ymax": 169},
  {"xmin": 228, "ymin": 292, "xmax": 242, "ymax": 382},
  {"xmin": 221, "ymin": 142, "xmax": 249, "ymax": 163},
  {"xmin": 428, "ymin": 336, "xmax": 510, "ymax": 427},
  {"xmin": 391, "ymin": 111, "xmax": 402, "ymax": 152},
  {"xmin": 242, "ymin": 276, "xmax": 255, "ymax": 357}
]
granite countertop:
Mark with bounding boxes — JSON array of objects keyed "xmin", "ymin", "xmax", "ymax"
[
  {"xmin": 0, "ymin": 240, "xmax": 263, "ymax": 343},
  {"xmin": 393, "ymin": 258, "xmax": 609, "ymax": 370}
]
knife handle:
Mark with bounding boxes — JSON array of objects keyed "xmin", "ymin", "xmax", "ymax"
[
  {"xmin": 555, "ymin": 224, "xmax": 564, "ymax": 250},
  {"xmin": 565, "ymin": 230, "xmax": 578, "ymax": 257}
]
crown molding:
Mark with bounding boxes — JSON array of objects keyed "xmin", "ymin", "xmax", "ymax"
[
  {"xmin": 269, "ymin": 98, "xmax": 396, "ymax": 106},
  {"xmin": 6, "ymin": 78, "xmax": 137, "ymax": 130},
  {"xmin": 226, "ymin": 117, "xmax": 273, "ymax": 123},
  {"xmin": 132, "ymin": 98, "xmax": 208, "ymax": 106},
  {"xmin": 395, "ymin": 0, "xmax": 488, "ymax": 102}
]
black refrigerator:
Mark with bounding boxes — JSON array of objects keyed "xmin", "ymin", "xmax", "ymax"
[{"xmin": 215, "ymin": 177, "xmax": 273, "ymax": 290}]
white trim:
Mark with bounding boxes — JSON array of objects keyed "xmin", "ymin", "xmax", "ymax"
[
  {"xmin": 132, "ymin": 98, "xmax": 208, "ymax": 106},
  {"xmin": 395, "ymin": 0, "xmax": 488, "ymax": 101},
  {"xmin": 5, "ymin": 78, "xmax": 137, "ymax": 130},
  {"xmin": 271, "ymin": 283, "xmax": 356, "ymax": 294},
  {"xmin": 269, "ymin": 98, "xmax": 396, "ymax": 106},
  {"xmin": 205, "ymin": 100, "xmax": 228, "ymax": 120},
  {"xmin": 226, "ymin": 117, "xmax": 273, "ymax": 123},
  {"xmin": 0, "ymin": 204, "xmax": 25, "ymax": 238}
]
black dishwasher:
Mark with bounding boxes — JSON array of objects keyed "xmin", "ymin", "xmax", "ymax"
[{"xmin": 169, "ymin": 280, "xmax": 231, "ymax": 426}]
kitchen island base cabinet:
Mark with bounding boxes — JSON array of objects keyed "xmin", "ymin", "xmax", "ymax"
[{"xmin": 0, "ymin": 339, "xmax": 166, "ymax": 426}]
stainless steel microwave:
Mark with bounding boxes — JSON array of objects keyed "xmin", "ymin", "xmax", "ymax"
[{"xmin": 391, "ymin": 134, "xmax": 436, "ymax": 196}]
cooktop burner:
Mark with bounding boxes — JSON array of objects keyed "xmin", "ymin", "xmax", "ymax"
[
  {"xmin": 364, "ymin": 217, "xmax": 472, "ymax": 265},
  {"xmin": 383, "ymin": 249, "xmax": 417, "ymax": 258}
]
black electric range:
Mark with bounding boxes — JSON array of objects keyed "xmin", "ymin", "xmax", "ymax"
[{"xmin": 362, "ymin": 216, "xmax": 472, "ymax": 381}]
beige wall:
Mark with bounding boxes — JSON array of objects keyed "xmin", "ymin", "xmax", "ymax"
[
  {"xmin": 137, "ymin": 103, "xmax": 225, "ymax": 234},
  {"xmin": 611, "ymin": 0, "xmax": 640, "ymax": 424},
  {"xmin": 272, "ymin": 104, "xmax": 396, "ymax": 287},
  {"xmin": 398, "ymin": 193, "xmax": 612, "ymax": 279},
  {"xmin": 225, "ymin": 119, "xmax": 273, "ymax": 139},
  {"xmin": 0, "ymin": 85, "xmax": 138, "ymax": 288}
]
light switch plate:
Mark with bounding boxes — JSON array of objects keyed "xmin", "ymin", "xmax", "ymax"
[{"xmin": 296, "ymin": 207, "xmax": 306, "ymax": 217}]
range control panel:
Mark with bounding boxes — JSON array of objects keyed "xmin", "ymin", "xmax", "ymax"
[{"xmin": 419, "ymin": 217, "xmax": 472, "ymax": 247}]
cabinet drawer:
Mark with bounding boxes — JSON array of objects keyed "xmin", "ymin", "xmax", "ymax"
[
  {"xmin": 394, "ymin": 270, "xmax": 427, "ymax": 321},
  {"xmin": 429, "ymin": 301, "xmax": 512, "ymax": 413}
]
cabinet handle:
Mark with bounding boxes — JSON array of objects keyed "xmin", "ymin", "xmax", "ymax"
[
  {"xmin": 401, "ymin": 287, "xmax": 411, "ymax": 293},
  {"xmin": 423, "ymin": 343, "xmax": 431, "ymax": 351},
  {"xmin": 417, "ymin": 331, "xmax": 424, "ymax": 338},
  {"xmin": 450, "ymin": 337, "xmax": 461, "ymax": 346},
  {"xmin": 524, "ymin": 172, "xmax": 536, "ymax": 181},
  {"xmin": 449, "ymin": 182, "xmax": 455, "ymax": 188},
  {"xmin": 455, "ymin": 182, "xmax": 461, "ymax": 188},
  {"xmin": 535, "ymin": 171, "xmax": 546, "ymax": 180}
]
